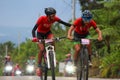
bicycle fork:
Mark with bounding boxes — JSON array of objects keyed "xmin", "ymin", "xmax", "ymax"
[{"xmin": 46, "ymin": 45, "xmax": 56, "ymax": 69}]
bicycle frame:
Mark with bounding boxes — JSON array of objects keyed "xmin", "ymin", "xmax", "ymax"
[
  {"xmin": 45, "ymin": 41, "xmax": 56, "ymax": 69},
  {"xmin": 38, "ymin": 39, "xmax": 56, "ymax": 80},
  {"xmin": 37, "ymin": 37, "xmax": 66, "ymax": 80}
]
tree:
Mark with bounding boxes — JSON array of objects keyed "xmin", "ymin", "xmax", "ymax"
[
  {"xmin": 0, "ymin": 41, "xmax": 15, "ymax": 75},
  {"xmin": 78, "ymin": 0, "xmax": 104, "ymax": 11},
  {"xmin": 92, "ymin": 1, "xmax": 120, "ymax": 78}
]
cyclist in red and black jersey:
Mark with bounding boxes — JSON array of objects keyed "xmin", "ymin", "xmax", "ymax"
[
  {"xmin": 32, "ymin": 7, "xmax": 71, "ymax": 76},
  {"xmin": 67, "ymin": 10, "xmax": 102, "ymax": 66}
]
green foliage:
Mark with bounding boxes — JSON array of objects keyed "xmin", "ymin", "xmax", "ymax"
[
  {"xmin": 100, "ymin": 52, "xmax": 120, "ymax": 78},
  {"xmin": 85, "ymin": 0, "xmax": 120, "ymax": 78},
  {"xmin": 11, "ymin": 39, "xmax": 38, "ymax": 68},
  {"xmin": 0, "ymin": 41, "xmax": 15, "ymax": 56},
  {"xmin": 78, "ymin": 0, "xmax": 104, "ymax": 10}
]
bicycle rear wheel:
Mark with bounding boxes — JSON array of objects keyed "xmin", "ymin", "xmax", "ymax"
[{"xmin": 49, "ymin": 51, "xmax": 55, "ymax": 80}]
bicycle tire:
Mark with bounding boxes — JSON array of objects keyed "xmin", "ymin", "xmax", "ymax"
[
  {"xmin": 44, "ymin": 66, "xmax": 48, "ymax": 80},
  {"xmin": 41, "ymin": 52, "xmax": 48, "ymax": 80},
  {"xmin": 49, "ymin": 51, "xmax": 55, "ymax": 80},
  {"xmin": 76, "ymin": 51, "xmax": 82, "ymax": 80},
  {"xmin": 42, "ymin": 62, "xmax": 48, "ymax": 80},
  {"xmin": 81, "ymin": 48, "xmax": 89, "ymax": 80}
]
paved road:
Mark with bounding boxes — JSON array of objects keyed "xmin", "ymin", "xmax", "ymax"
[{"xmin": 0, "ymin": 76, "xmax": 119, "ymax": 80}]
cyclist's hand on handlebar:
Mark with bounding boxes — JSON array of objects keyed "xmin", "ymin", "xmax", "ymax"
[
  {"xmin": 98, "ymin": 36, "xmax": 102, "ymax": 41},
  {"xmin": 67, "ymin": 35, "xmax": 73, "ymax": 40},
  {"xmin": 32, "ymin": 37, "xmax": 38, "ymax": 42}
]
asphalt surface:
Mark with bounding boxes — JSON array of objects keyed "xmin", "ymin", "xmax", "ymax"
[{"xmin": 0, "ymin": 76, "xmax": 119, "ymax": 80}]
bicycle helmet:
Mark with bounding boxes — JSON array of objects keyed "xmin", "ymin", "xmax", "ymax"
[
  {"xmin": 45, "ymin": 7, "xmax": 56, "ymax": 16},
  {"xmin": 82, "ymin": 10, "xmax": 92, "ymax": 22}
]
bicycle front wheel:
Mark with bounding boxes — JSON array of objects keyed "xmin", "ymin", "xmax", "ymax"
[
  {"xmin": 49, "ymin": 51, "xmax": 55, "ymax": 80},
  {"xmin": 44, "ymin": 65, "xmax": 48, "ymax": 80},
  {"xmin": 81, "ymin": 48, "xmax": 89, "ymax": 80},
  {"xmin": 76, "ymin": 51, "xmax": 82, "ymax": 80}
]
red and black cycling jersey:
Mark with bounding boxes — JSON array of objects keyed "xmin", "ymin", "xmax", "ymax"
[
  {"xmin": 36, "ymin": 16, "xmax": 60, "ymax": 33},
  {"xmin": 32, "ymin": 15, "xmax": 71, "ymax": 37},
  {"xmin": 73, "ymin": 18, "xmax": 97, "ymax": 35}
]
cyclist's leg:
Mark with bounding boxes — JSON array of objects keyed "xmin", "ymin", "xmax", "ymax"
[
  {"xmin": 86, "ymin": 35, "xmax": 92, "ymax": 60},
  {"xmin": 38, "ymin": 43, "xmax": 44, "ymax": 67},
  {"xmin": 87, "ymin": 43, "xmax": 92, "ymax": 61},
  {"xmin": 86, "ymin": 35, "xmax": 93, "ymax": 66},
  {"xmin": 73, "ymin": 43, "xmax": 81, "ymax": 66},
  {"xmin": 37, "ymin": 32, "xmax": 45, "ymax": 67},
  {"xmin": 36, "ymin": 43, "xmax": 44, "ymax": 76},
  {"xmin": 36, "ymin": 32, "xmax": 45, "ymax": 76},
  {"xmin": 73, "ymin": 31, "xmax": 81, "ymax": 66}
]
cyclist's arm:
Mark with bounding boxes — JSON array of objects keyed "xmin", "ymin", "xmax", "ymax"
[
  {"xmin": 58, "ymin": 20, "xmax": 71, "ymax": 27},
  {"xmin": 95, "ymin": 27, "xmax": 102, "ymax": 41},
  {"xmin": 32, "ymin": 24, "xmax": 38, "ymax": 37},
  {"xmin": 67, "ymin": 25, "xmax": 75, "ymax": 40}
]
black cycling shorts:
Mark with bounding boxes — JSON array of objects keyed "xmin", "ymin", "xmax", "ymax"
[
  {"xmin": 37, "ymin": 31, "xmax": 52, "ymax": 39},
  {"xmin": 74, "ymin": 31, "xmax": 90, "ymax": 39}
]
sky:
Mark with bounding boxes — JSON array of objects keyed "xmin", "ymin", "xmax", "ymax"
[{"xmin": 0, "ymin": 0, "xmax": 81, "ymax": 44}]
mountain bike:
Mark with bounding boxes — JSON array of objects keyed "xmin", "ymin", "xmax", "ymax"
[
  {"xmin": 36, "ymin": 37, "xmax": 66, "ymax": 80},
  {"xmin": 73, "ymin": 38, "xmax": 95, "ymax": 80}
]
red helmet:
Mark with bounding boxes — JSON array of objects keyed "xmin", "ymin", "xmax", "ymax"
[{"xmin": 16, "ymin": 63, "xmax": 20, "ymax": 67}]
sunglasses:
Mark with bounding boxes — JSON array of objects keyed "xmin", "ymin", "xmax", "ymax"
[
  {"xmin": 82, "ymin": 17, "xmax": 91, "ymax": 23},
  {"xmin": 49, "ymin": 14, "xmax": 55, "ymax": 17}
]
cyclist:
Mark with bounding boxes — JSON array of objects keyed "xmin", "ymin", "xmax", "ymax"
[
  {"xmin": 12, "ymin": 63, "xmax": 22, "ymax": 76},
  {"xmin": 64, "ymin": 53, "xmax": 75, "ymax": 77},
  {"xmin": 3, "ymin": 55, "xmax": 13, "ymax": 76},
  {"xmin": 26, "ymin": 56, "xmax": 36, "ymax": 65},
  {"xmin": 4, "ymin": 55, "xmax": 13, "ymax": 66},
  {"xmin": 64, "ymin": 53, "xmax": 72, "ymax": 64},
  {"xmin": 67, "ymin": 10, "xmax": 102, "ymax": 66},
  {"xmin": 32, "ymin": 7, "xmax": 71, "ymax": 76}
]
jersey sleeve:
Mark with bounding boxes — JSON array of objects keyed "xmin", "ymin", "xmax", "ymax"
[
  {"xmin": 36, "ymin": 16, "xmax": 44, "ymax": 25},
  {"xmin": 54, "ymin": 16, "xmax": 61, "ymax": 21},
  {"xmin": 73, "ymin": 18, "xmax": 80, "ymax": 27},
  {"xmin": 90, "ymin": 20, "xmax": 97, "ymax": 29}
]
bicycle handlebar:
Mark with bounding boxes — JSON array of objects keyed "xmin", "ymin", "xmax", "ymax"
[
  {"xmin": 38, "ymin": 36, "xmax": 66, "ymax": 43},
  {"xmin": 72, "ymin": 37, "xmax": 98, "ymax": 45},
  {"xmin": 72, "ymin": 37, "xmax": 97, "ymax": 41}
]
